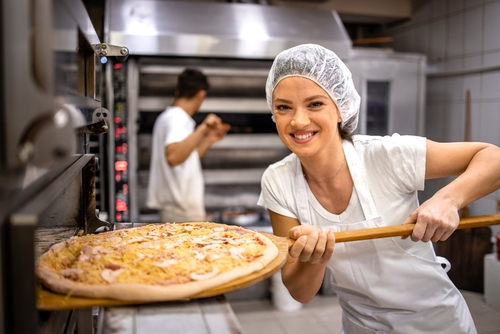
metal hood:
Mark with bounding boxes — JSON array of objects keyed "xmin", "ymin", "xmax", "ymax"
[{"xmin": 105, "ymin": 0, "xmax": 352, "ymax": 59}]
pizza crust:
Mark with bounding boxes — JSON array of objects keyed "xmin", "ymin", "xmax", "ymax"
[{"xmin": 36, "ymin": 223, "xmax": 279, "ymax": 301}]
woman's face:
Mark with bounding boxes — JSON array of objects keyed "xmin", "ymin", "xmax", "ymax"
[{"xmin": 272, "ymin": 76, "xmax": 342, "ymax": 158}]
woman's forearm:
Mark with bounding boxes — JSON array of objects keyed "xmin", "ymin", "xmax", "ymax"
[
  {"xmin": 435, "ymin": 144, "xmax": 500, "ymax": 209},
  {"xmin": 281, "ymin": 258, "xmax": 327, "ymax": 303}
]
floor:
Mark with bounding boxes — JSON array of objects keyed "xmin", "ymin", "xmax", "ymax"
[{"xmin": 230, "ymin": 291, "xmax": 500, "ymax": 334}]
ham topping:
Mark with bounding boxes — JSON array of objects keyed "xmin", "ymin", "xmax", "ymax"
[
  {"xmin": 101, "ymin": 268, "xmax": 123, "ymax": 283},
  {"xmin": 153, "ymin": 259, "xmax": 178, "ymax": 267},
  {"xmin": 189, "ymin": 267, "xmax": 220, "ymax": 281}
]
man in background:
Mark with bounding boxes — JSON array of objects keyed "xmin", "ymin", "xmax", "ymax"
[{"xmin": 147, "ymin": 68, "xmax": 229, "ymax": 222}]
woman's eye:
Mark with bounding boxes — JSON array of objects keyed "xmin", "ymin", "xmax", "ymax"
[
  {"xmin": 275, "ymin": 104, "xmax": 291, "ymax": 111},
  {"xmin": 309, "ymin": 101, "xmax": 324, "ymax": 108}
]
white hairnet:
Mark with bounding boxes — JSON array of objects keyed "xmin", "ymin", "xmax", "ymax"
[{"xmin": 266, "ymin": 44, "xmax": 360, "ymax": 135}]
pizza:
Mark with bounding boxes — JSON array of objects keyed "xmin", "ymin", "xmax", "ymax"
[{"xmin": 36, "ymin": 222, "xmax": 279, "ymax": 301}]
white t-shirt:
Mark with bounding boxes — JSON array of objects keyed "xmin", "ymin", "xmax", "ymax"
[
  {"xmin": 258, "ymin": 134, "xmax": 433, "ymax": 258},
  {"xmin": 146, "ymin": 106, "xmax": 205, "ymax": 221}
]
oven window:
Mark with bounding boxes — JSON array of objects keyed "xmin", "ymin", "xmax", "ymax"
[{"xmin": 366, "ymin": 81, "xmax": 389, "ymax": 136}]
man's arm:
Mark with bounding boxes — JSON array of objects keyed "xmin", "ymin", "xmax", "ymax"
[{"xmin": 165, "ymin": 123, "xmax": 210, "ymax": 167}]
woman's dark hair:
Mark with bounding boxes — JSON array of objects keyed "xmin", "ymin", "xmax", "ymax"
[
  {"xmin": 339, "ymin": 120, "xmax": 354, "ymax": 143},
  {"xmin": 175, "ymin": 68, "xmax": 210, "ymax": 98}
]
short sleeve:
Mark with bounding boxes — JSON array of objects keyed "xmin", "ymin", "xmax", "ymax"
[
  {"xmin": 257, "ymin": 160, "xmax": 298, "ymax": 219},
  {"xmin": 359, "ymin": 134, "xmax": 426, "ymax": 194}
]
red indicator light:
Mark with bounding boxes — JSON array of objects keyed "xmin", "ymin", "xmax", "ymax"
[
  {"xmin": 115, "ymin": 160, "xmax": 128, "ymax": 171},
  {"xmin": 114, "ymin": 63, "xmax": 123, "ymax": 70},
  {"xmin": 116, "ymin": 199, "xmax": 128, "ymax": 212},
  {"xmin": 114, "ymin": 117, "xmax": 121, "ymax": 124}
]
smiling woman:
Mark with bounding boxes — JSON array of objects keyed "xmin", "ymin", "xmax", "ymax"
[{"xmin": 256, "ymin": 43, "xmax": 500, "ymax": 334}]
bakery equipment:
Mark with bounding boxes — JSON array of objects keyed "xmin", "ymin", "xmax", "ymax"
[{"xmin": 0, "ymin": 0, "xmax": 128, "ymax": 332}]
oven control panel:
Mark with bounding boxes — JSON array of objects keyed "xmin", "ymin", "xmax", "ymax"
[{"xmin": 113, "ymin": 61, "xmax": 130, "ymax": 222}]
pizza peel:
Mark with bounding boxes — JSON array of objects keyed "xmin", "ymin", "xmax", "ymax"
[
  {"xmin": 285, "ymin": 214, "xmax": 500, "ymax": 248},
  {"xmin": 36, "ymin": 214, "xmax": 500, "ymax": 311}
]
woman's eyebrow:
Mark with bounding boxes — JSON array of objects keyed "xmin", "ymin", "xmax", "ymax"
[
  {"xmin": 274, "ymin": 95, "xmax": 329, "ymax": 104},
  {"xmin": 304, "ymin": 95, "xmax": 329, "ymax": 102},
  {"xmin": 273, "ymin": 98, "xmax": 292, "ymax": 104}
]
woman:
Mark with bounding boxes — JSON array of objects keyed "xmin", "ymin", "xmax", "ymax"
[{"xmin": 257, "ymin": 44, "xmax": 500, "ymax": 333}]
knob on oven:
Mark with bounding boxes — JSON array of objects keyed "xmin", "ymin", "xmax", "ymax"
[{"xmin": 17, "ymin": 104, "xmax": 84, "ymax": 168}]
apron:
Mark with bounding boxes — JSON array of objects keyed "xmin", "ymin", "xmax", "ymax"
[{"xmin": 295, "ymin": 141, "xmax": 476, "ymax": 334}]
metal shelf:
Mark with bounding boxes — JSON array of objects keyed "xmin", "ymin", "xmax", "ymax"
[
  {"xmin": 203, "ymin": 168, "xmax": 264, "ymax": 185},
  {"xmin": 139, "ymin": 97, "xmax": 269, "ymax": 113}
]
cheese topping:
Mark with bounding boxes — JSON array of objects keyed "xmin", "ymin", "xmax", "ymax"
[{"xmin": 37, "ymin": 222, "xmax": 269, "ymax": 286}]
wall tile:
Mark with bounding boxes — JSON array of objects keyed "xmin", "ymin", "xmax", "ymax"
[
  {"xmin": 470, "ymin": 197, "xmax": 497, "ymax": 217},
  {"xmin": 448, "ymin": 0, "xmax": 465, "ymax": 13},
  {"xmin": 464, "ymin": 7, "xmax": 483, "ymax": 54},
  {"xmin": 483, "ymin": 51, "xmax": 500, "ymax": 68},
  {"xmin": 424, "ymin": 103, "xmax": 446, "ymax": 141},
  {"xmin": 431, "ymin": 19, "xmax": 447, "ymax": 61},
  {"xmin": 447, "ymin": 76, "xmax": 465, "ymax": 101},
  {"xmin": 413, "ymin": 0, "xmax": 431, "ymax": 23},
  {"xmin": 431, "ymin": 0, "xmax": 448, "ymax": 19},
  {"xmin": 445, "ymin": 102, "xmax": 467, "ymax": 141},
  {"xmin": 465, "ymin": 0, "xmax": 484, "ymax": 9},
  {"xmin": 415, "ymin": 24, "xmax": 431, "ymax": 56},
  {"xmin": 427, "ymin": 77, "xmax": 449, "ymax": 102},
  {"xmin": 469, "ymin": 101, "xmax": 481, "ymax": 141},
  {"xmin": 392, "ymin": 29, "xmax": 415, "ymax": 53},
  {"xmin": 484, "ymin": 1, "xmax": 500, "ymax": 51},
  {"xmin": 481, "ymin": 71, "xmax": 500, "ymax": 100},
  {"xmin": 447, "ymin": 14, "xmax": 464, "ymax": 57},
  {"xmin": 478, "ymin": 101, "xmax": 500, "ymax": 144},
  {"xmin": 463, "ymin": 73, "xmax": 482, "ymax": 101},
  {"xmin": 446, "ymin": 58, "xmax": 464, "ymax": 72},
  {"xmin": 464, "ymin": 54, "xmax": 482, "ymax": 70}
]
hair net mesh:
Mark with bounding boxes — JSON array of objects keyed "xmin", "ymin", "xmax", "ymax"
[{"xmin": 266, "ymin": 44, "xmax": 361, "ymax": 134}]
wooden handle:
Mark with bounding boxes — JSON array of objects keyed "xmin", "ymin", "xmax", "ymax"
[{"xmin": 287, "ymin": 214, "xmax": 500, "ymax": 248}]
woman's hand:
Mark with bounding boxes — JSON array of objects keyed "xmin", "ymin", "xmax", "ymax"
[
  {"xmin": 288, "ymin": 225, "xmax": 335, "ymax": 264},
  {"xmin": 403, "ymin": 198, "xmax": 460, "ymax": 242}
]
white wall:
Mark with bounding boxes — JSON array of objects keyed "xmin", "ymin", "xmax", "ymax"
[{"xmin": 387, "ymin": 0, "xmax": 500, "ymax": 235}]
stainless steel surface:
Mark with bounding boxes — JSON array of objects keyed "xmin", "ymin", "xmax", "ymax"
[
  {"xmin": 97, "ymin": 296, "xmax": 244, "ymax": 334},
  {"xmin": 0, "ymin": 0, "xmax": 113, "ymax": 332},
  {"xmin": 106, "ymin": 0, "xmax": 351, "ymax": 59}
]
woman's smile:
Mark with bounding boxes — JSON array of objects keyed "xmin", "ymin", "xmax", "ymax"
[{"xmin": 291, "ymin": 131, "xmax": 317, "ymax": 141}]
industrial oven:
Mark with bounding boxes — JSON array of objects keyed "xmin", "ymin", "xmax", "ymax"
[
  {"xmin": 0, "ymin": 0, "xmax": 128, "ymax": 332},
  {"xmin": 104, "ymin": 0, "xmax": 426, "ymax": 228}
]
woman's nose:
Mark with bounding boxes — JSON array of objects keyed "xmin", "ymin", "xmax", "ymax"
[{"xmin": 291, "ymin": 107, "xmax": 310, "ymax": 128}]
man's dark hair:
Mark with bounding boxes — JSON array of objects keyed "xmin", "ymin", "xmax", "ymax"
[{"xmin": 175, "ymin": 68, "xmax": 209, "ymax": 98}]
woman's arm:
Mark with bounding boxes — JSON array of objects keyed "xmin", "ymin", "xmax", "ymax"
[
  {"xmin": 269, "ymin": 210, "xmax": 335, "ymax": 303},
  {"xmin": 404, "ymin": 140, "xmax": 500, "ymax": 242}
]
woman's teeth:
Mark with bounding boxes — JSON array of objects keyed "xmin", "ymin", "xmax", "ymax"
[{"xmin": 294, "ymin": 133, "xmax": 313, "ymax": 140}]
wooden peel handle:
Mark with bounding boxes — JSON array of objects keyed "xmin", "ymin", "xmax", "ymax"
[{"xmin": 286, "ymin": 214, "xmax": 500, "ymax": 248}]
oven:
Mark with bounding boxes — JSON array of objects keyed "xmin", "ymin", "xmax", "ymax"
[
  {"xmin": 123, "ymin": 57, "xmax": 292, "ymax": 229},
  {"xmin": 0, "ymin": 0, "xmax": 129, "ymax": 332}
]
